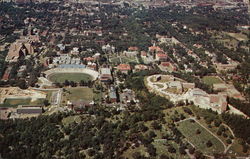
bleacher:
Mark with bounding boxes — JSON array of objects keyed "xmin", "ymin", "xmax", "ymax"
[{"xmin": 58, "ymin": 64, "xmax": 86, "ymax": 69}]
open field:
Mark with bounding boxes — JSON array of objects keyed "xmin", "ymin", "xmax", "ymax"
[
  {"xmin": 122, "ymin": 145, "xmax": 147, "ymax": 158},
  {"xmin": 41, "ymin": 90, "xmax": 54, "ymax": 101},
  {"xmin": 0, "ymin": 98, "xmax": 44, "ymax": 107},
  {"xmin": 202, "ymin": 76, "xmax": 223, "ymax": 86},
  {"xmin": 177, "ymin": 119, "xmax": 225, "ymax": 155},
  {"xmin": 62, "ymin": 87, "xmax": 94, "ymax": 103},
  {"xmin": 228, "ymin": 139, "xmax": 250, "ymax": 157},
  {"xmin": 48, "ymin": 73, "xmax": 92, "ymax": 83}
]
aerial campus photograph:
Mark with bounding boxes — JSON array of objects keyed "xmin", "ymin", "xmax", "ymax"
[{"xmin": 0, "ymin": 0, "xmax": 249, "ymax": 159}]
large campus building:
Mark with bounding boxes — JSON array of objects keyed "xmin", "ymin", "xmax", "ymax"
[
  {"xmin": 100, "ymin": 67, "xmax": 112, "ymax": 82},
  {"xmin": 6, "ymin": 40, "xmax": 34, "ymax": 62},
  {"xmin": 17, "ymin": 105, "xmax": 43, "ymax": 114}
]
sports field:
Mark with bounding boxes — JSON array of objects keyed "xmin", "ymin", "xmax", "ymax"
[
  {"xmin": 48, "ymin": 73, "xmax": 93, "ymax": 83},
  {"xmin": 0, "ymin": 98, "xmax": 44, "ymax": 107},
  {"xmin": 63, "ymin": 87, "xmax": 94, "ymax": 102},
  {"xmin": 177, "ymin": 119, "xmax": 225, "ymax": 155},
  {"xmin": 202, "ymin": 76, "xmax": 223, "ymax": 86}
]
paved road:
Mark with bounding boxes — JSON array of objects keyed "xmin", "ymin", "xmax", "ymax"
[
  {"xmin": 194, "ymin": 118, "xmax": 227, "ymax": 150},
  {"xmin": 57, "ymin": 88, "xmax": 63, "ymax": 106}
]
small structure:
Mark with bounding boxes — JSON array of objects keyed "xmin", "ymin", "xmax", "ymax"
[
  {"xmin": 141, "ymin": 51, "xmax": 147, "ymax": 58},
  {"xmin": 156, "ymin": 34, "xmax": 180, "ymax": 45},
  {"xmin": 124, "ymin": 47, "xmax": 139, "ymax": 57},
  {"xmin": 148, "ymin": 46, "xmax": 163, "ymax": 53},
  {"xmin": 134, "ymin": 64, "xmax": 148, "ymax": 71},
  {"xmin": 71, "ymin": 100, "xmax": 92, "ymax": 112},
  {"xmin": 71, "ymin": 47, "xmax": 79, "ymax": 55},
  {"xmin": 102, "ymin": 44, "xmax": 115, "ymax": 53},
  {"xmin": 109, "ymin": 86, "xmax": 117, "ymax": 103}
]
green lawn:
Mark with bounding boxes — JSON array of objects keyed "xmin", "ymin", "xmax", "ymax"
[
  {"xmin": 202, "ymin": 76, "xmax": 223, "ymax": 86},
  {"xmin": 63, "ymin": 87, "xmax": 94, "ymax": 102},
  {"xmin": 177, "ymin": 119, "xmax": 225, "ymax": 155},
  {"xmin": 48, "ymin": 73, "xmax": 92, "ymax": 83},
  {"xmin": 0, "ymin": 98, "xmax": 44, "ymax": 107}
]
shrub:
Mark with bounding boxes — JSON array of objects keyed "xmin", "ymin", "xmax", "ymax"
[
  {"xmin": 196, "ymin": 129, "xmax": 201, "ymax": 134},
  {"xmin": 226, "ymin": 139, "xmax": 232, "ymax": 144},
  {"xmin": 206, "ymin": 140, "xmax": 213, "ymax": 147},
  {"xmin": 217, "ymin": 130, "xmax": 222, "ymax": 136}
]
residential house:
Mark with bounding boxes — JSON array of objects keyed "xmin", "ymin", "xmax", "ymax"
[
  {"xmin": 156, "ymin": 53, "xmax": 168, "ymax": 61},
  {"xmin": 117, "ymin": 64, "xmax": 131, "ymax": 74},
  {"xmin": 148, "ymin": 46, "xmax": 163, "ymax": 53},
  {"xmin": 141, "ymin": 51, "xmax": 147, "ymax": 58}
]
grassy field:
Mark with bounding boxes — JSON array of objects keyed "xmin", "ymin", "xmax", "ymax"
[
  {"xmin": 62, "ymin": 115, "xmax": 82, "ymax": 126},
  {"xmin": 153, "ymin": 140, "xmax": 189, "ymax": 159},
  {"xmin": 177, "ymin": 119, "xmax": 225, "ymax": 155},
  {"xmin": 202, "ymin": 76, "xmax": 223, "ymax": 86},
  {"xmin": 226, "ymin": 32, "xmax": 248, "ymax": 41},
  {"xmin": 62, "ymin": 87, "xmax": 94, "ymax": 103},
  {"xmin": 48, "ymin": 73, "xmax": 92, "ymax": 83},
  {"xmin": 155, "ymin": 83, "xmax": 164, "ymax": 89},
  {"xmin": 0, "ymin": 98, "xmax": 44, "ymax": 107},
  {"xmin": 109, "ymin": 55, "xmax": 138, "ymax": 64}
]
